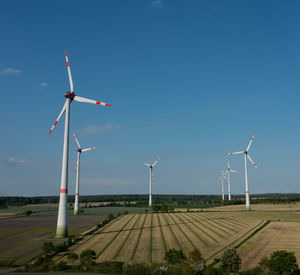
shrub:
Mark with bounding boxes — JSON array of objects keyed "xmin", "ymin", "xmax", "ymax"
[
  {"xmin": 80, "ymin": 249, "xmax": 96, "ymax": 271},
  {"xmin": 164, "ymin": 249, "xmax": 186, "ymax": 265},
  {"xmin": 67, "ymin": 252, "xmax": 78, "ymax": 265},
  {"xmin": 268, "ymin": 250, "xmax": 299, "ymax": 274},
  {"xmin": 42, "ymin": 242, "xmax": 55, "ymax": 255},
  {"xmin": 220, "ymin": 248, "xmax": 241, "ymax": 274},
  {"xmin": 25, "ymin": 210, "xmax": 33, "ymax": 216}
]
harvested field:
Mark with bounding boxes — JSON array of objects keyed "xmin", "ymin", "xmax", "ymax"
[
  {"xmin": 0, "ymin": 215, "xmax": 106, "ymax": 265},
  {"xmin": 239, "ymin": 221, "xmax": 300, "ymax": 270},
  {"xmin": 203, "ymin": 203, "xmax": 300, "ymax": 212},
  {"xmin": 59, "ymin": 211, "xmax": 265, "ymax": 264}
]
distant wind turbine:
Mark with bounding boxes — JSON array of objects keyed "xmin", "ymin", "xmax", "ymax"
[
  {"xmin": 73, "ymin": 133, "xmax": 96, "ymax": 215},
  {"xmin": 225, "ymin": 159, "xmax": 239, "ymax": 200},
  {"xmin": 142, "ymin": 157, "xmax": 160, "ymax": 207},
  {"xmin": 226, "ymin": 133, "xmax": 258, "ymax": 210},
  {"xmin": 218, "ymin": 168, "xmax": 227, "ymax": 201},
  {"xmin": 49, "ymin": 51, "xmax": 110, "ymax": 238}
]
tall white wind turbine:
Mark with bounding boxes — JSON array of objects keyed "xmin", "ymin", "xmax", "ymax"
[
  {"xmin": 218, "ymin": 168, "xmax": 227, "ymax": 201},
  {"xmin": 142, "ymin": 157, "xmax": 160, "ymax": 207},
  {"xmin": 49, "ymin": 51, "xmax": 110, "ymax": 238},
  {"xmin": 73, "ymin": 133, "xmax": 96, "ymax": 215},
  {"xmin": 226, "ymin": 133, "xmax": 258, "ymax": 210},
  {"xmin": 224, "ymin": 159, "xmax": 238, "ymax": 201}
]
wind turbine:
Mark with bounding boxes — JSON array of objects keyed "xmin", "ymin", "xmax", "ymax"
[
  {"xmin": 73, "ymin": 133, "xmax": 96, "ymax": 215},
  {"xmin": 218, "ymin": 168, "xmax": 227, "ymax": 201},
  {"xmin": 142, "ymin": 157, "xmax": 160, "ymax": 207},
  {"xmin": 226, "ymin": 133, "xmax": 258, "ymax": 210},
  {"xmin": 224, "ymin": 159, "xmax": 238, "ymax": 200},
  {"xmin": 49, "ymin": 51, "xmax": 110, "ymax": 238}
]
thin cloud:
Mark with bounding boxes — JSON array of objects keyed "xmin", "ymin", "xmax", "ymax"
[
  {"xmin": 0, "ymin": 154, "xmax": 28, "ymax": 167},
  {"xmin": 40, "ymin": 82, "xmax": 48, "ymax": 87},
  {"xmin": 84, "ymin": 123, "xmax": 121, "ymax": 135},
  {"xmin": 82, "ymin": 178, "xmax": 135, "ymax": 187},
  {"xmin": 151, "ymin": 0, "xmax": 164, "ymax": 7},
  {"xmin": 0, "ymin": 68, "xmax": 22, "ymax": 75}
]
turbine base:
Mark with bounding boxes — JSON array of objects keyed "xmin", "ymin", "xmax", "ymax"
[{"xmin": 56, "ymin": 225, "xmax": 68, "ymax": 238}]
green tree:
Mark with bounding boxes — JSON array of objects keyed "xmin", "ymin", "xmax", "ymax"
[
  {"xmin": 188, "ymin": 249, "xmax": 206, "ymax": 274},
  {"xmin": 67, "ymin": 253, "xmax": 78, "ymax": 265},
  {"xmin": 42, "ymin": 242, "xmax": 55, "ymax": 255},
  {"xmin": 268, "ymin": 250, "xmax": 299, "ymax": 274},
  {"xmin": 80, "ymin": 249, "xmax": 96, "ymax": 271},
  {"xmin": 220, "ymin": 248, "xmax": 241, "ymax": 274},
  {"xmin": 56, "ymin": 261, "xmax": 68, "ymax": 271},
  {"xmin": 164, "ymin": 248, "xmax": 186, "ymax": 265},
  {"xmin": 25, "ymin": 210, "xmax": 33, "ymax": 216}
]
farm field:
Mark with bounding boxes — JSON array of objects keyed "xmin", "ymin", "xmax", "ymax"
[
  {"xmin": 0, "ymin": 205, "xmax": 145, "ymax": 217},
  {"xmin": 58, "ymin": 211, "xmax": 266, "ymax": 264},
  {"xmin": 238, "ymin": 221, "xmax": 300, "ymax": 270},
  {"xmin": 204, "ymin": 202, "xmax": 300, "ymax": 212},
  {"xmin": 0, "ymin": 215, "xmax": 106, "ymax": 266}
]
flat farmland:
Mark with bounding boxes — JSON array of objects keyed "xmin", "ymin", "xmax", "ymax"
[
  {"xmin": 0, "ymin": 215, "xmax": 106, "ymax": 265},
  {"xmin": 239, "ymin": 221, "xmax": 300, "ymax": 270},
  {"xmin": 59, "ymin": 212, "xmax": 265, "ymax": 264}
]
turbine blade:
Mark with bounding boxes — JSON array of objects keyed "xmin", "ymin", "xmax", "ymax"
[
  {"xmin": 226, "ymin": 159, "xmax": 230, "ymax": 169},
  {"xmin": 152, "ymin": 157, "xmax": 160, "ymax": 167},
  {"xmin": 81, "ymin": 147, "xmax": 97, "ymax": 152},
  {"xmin": 72, "ymin": 133, "xmax": 81, "ymax": 149},
  {"xmin": 226, "ymin": 151, "xmax": 244, "ymax": 155},
  {"xmin": 142, "ymin": 161, "xmax": 151, "ymax": 167},
  {"xmin": 247, "ymin": 154, "xmax": 259, "ymax": 170},
  {"xmin": 246, "ymin": 132, "xmax": 255, "ymax": 152},
  {"xmin": 230, "ymin": 169, "xmax": 239, "ymax": 174},
  {"xmin": 65, "ymin": 51, "xmax": 74, "ymax": 92},
  {"xmin": 49, "ymin": 101, "xmax": 67, "ymax": 135},
  {"xmin": 73, "ymin": 95, "xmax": 111, "ymax": 106}
]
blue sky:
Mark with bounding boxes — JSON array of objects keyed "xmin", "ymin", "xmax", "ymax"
[{"xmin": 1, "ymin": 0, "xmax": 300, "ymax": 196}]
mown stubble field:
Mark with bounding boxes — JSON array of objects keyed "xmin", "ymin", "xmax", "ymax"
[{"xmin": 57, "ymin": 211, "xmax": 266, "ymax": 264}]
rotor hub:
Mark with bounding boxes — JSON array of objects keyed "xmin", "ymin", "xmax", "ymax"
[
  {"xmin": 64, "ymin": 91, "xmax": 75, "ymax": 101},
  {"xmin": 77, "ymin": 148, "xmax": 82, "ymax": 152}
]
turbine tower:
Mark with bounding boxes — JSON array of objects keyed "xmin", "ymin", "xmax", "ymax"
[
  {"xmin": 49, "ymin": 51, "xmax": 110, "ymax": 238},
  {"xmin": 224, "ymin": 159, "xmax": 238, "ymax": 200},
  {"xmin": 226, "ymin": 133, "xmax": 258, "ymax": 210},
  {"xmin": 142, "ymin": 157, "xmax": 160, "ymax": 207},
  {"xmin": 73, "ymin": 133, "xmax": 96, "ymax": 215},
  {"xmin": 218, "ymin": 168, "xmax": 227, "ymax": 201}
]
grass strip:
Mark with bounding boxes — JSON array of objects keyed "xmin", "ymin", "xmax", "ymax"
[
  {"xmin": 167, "ymin": 213, "xmax": 197, "ymax": 251},
  {"xmin": 129, "ymin": 214, "xmax": 147, "ymax": 261},
  {"xmin": 234, "ymin": 220, "xmax": 271, "ymax": 249},
  {"xmin": 187, "ymin": 212, "xmax": 235, "ymax": 237},
  {"xmin": 206, "ymin": 220, "xmax": 266, "ymax": 262},
  {"xmin": 149, "ymin": 214, "xmax": 153, "ymax": 263},
  {"xmin": 183, "ymin": 213, "xmax": 223, "ymax": 243},
  {"xmin": 161, "ymin": 213, "xmax": 183, "ymax": 250},
  {"xmin": 96, "ymin": 214, "xmax": 136, "ymax": 258},
  {"xmin": 157, "ymin": 214, "xmax": 167, "ymax": 252},
  {"xmin": 190, "ymin": 212, "xmax": 240, "ymax": 232},
  {"xmin": 174, "ymin": 213, "xmax": 210, "ymax": 246},
  {"xmin": 111, "ymin": 214, "xmax": 142, "ymax": 259}
]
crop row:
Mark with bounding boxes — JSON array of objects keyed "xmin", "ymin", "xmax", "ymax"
[{"xmin": 64, "ymin": 212, "xmax": 263, "ymax": 263}]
